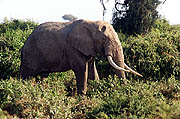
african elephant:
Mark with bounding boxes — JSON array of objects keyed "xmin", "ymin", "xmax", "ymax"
[{"xmin": 20, "ymin": 19, "xmax": 142, "ymax": 95}]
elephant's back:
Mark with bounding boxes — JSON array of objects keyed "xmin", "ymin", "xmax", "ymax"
[
  {"xmin": 35, "ymin": 20, "xmax": 83, "ymax": 34},
  {"xmin": 36, "ymin": 22, "xmax": 71, "ymax": 32}
]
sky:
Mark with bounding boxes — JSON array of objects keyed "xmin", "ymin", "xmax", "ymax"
[{"xmin": 0, "ymin": 0, "xmax": 180, "ymax": 25}]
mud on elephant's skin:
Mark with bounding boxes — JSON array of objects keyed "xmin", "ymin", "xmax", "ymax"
[{"xmin": 20, "ymin": 19, "xmax": 142, "ymax": 95}]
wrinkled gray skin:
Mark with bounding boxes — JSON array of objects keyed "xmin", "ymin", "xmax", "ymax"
[{"xmin": 20, "ymin": 19, "xmax": 127, "ymax": 95}]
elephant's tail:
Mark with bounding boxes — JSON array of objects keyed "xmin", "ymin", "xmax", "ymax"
[{"xmin": 19, "ymin": 47, "xmax": 24, "ymax": 78}]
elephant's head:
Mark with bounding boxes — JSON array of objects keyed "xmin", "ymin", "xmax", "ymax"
[{"xmin": 68, "ymin": 20, "xmax": 142, "ymax": 78}]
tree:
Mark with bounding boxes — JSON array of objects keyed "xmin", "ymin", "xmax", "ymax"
[
  {"xmin": 62, "ymin": 14, "xmax": 77, "ymax": 22},
  {"xmin": 112, "ymin": 0, "xmax": 161, "ymax": 35}
]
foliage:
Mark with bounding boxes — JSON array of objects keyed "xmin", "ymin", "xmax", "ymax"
[
  {"xmin": 0, "ymin": 19, "xmax": 37, "ymax": 79},
  {"xmin": 121, "ymin": 19, "xmax": 180, "ymax": 80},
  {"xmin": 0, "ymin": 73, "xmax": 99, "ymax": 119},
  {"xmin": 112, "ymin": 0, "xmax": 161, "ymax": 35},
  {"xmin": 0, "ymin": 75, "xmax": 180, "ymax": 119},
  {"xmin": 0, "ymin": 19, "xmax": 37, "ymax": 33},
  {"xmin": 87, "ymin": 76, "xmax": 180, "ymax": 119},
  {"xmin": 0, "ymin": 108, "xmax": 8, "ymax": 119}
]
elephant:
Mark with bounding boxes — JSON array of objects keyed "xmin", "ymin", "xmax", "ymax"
[{"xmin": 20, "ymin": 19, "xmax": 142, "ymax": 95}]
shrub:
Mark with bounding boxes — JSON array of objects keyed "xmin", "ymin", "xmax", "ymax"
[
  {"xmin": 122, "ymin": 20, "xmax": 180, "ymax": 80},
  {"xmin": 0, "ymin": 75, "xmax": 99, "ymax": 119},
  {"xmin": 0, "ymin": 19, "xmax": 37, "ymax": 79},
  {"xmin": 0, "ymin": 19, "xmax": 37, "ymax": 33},
  {"xmin": 0, "ymin": 77, "xmax": 72, "ymax": 118},
  {"xmin": 87, "ymin": 77, "xmax": 180, "ymax": 119}
]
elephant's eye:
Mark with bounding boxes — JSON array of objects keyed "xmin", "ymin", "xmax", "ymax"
[{"xmin": 101, "ymin": 26, "xmax": 106, "ymax": 32}]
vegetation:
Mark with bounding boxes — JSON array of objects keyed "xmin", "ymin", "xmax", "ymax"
[
  {"xmin": 112, "ymin": 0, "xmax": 161, "ymax": 35},
  {"xmin": 0, "ymin": 19, "xmax": 180, "ymax": 119},
  {"xmin": 0, "ymin": 19, "xmax": 38, "ymax": 79},
  {"xmin": 122, "ymin": 19, "xmax": 180, "ymax": 80}
]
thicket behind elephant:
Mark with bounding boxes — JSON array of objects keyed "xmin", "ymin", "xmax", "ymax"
[{"xmin": 20, "ymin": 19, "xmax": 142, "ymax": 95}]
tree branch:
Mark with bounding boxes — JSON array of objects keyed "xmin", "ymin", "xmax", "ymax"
[
  {"xmin": 100, "ymin": 0, "xmax": 107, "ymax": 10},
  {"xmin": 163, "ymin": 0, "xmax": 166, "ymax": 4}
]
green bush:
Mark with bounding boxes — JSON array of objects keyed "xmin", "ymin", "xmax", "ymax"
[
  {"xmin": 0, "ymin": 19, "xmax": 37, "ymax": 79},
  {"xmin": 0, "ymin": 19, "xmax": 37, "ymax": 33},
  {"xmin": 0, "ymin": 77, "xmax": 72, "ymax": 118},
  {"xmin": 0, "ymin": 76, "xmax": 179, "ymax": 118},
  {"xmin": 0, "ymin": 75, "xmax": 99, "ymax": 119},
  {"xmin": 122, "ymin": 20, "xmax": 180, "ymax": 80},
  {"xmin": 87, "ymin": 77, "xmax": 180, "ymax": 119}
]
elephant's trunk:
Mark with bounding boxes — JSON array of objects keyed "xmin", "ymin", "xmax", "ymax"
[
  {"xmin": 104, "ymin": 27, "xmax": 142, "ymax": 79},
  {"xmin": 104, "ymin": 36, "xmax": 127, "ymax": 79},
  {"xmin": 105, "ymin": 39, "xmax": 143, "ymax": 78},
  {"xmin": 113, "ymin": 44, "xmax": 127, "ymax": 79}
]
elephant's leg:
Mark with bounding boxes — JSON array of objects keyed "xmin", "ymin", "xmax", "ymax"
[
  {"xmin": 88, "ymin": 58, "xmax": 99, "ymax": 80},
  {"xmin": 73, "ymin": 62, "xmax": 88, "ymax": 95},
  {"xmin": 67, "ymin": 45, "xmax": 90, "ymax": 95}
]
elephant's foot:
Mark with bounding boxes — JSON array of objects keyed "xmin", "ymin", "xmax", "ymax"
[{"xmin": 76, "ymin": 77, "xmax": 88, "ymax": 95}]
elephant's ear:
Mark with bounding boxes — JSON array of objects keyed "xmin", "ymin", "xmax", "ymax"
[{"xmin": 67, "ymin": 21, "xmax": 96, "ymax": 56}]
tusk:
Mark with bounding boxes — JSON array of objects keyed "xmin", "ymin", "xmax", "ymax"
[
  {"xmin": 107, "ymin": 56, "xmax": 130, "ymax": 72},
  {"xmin": 124, "ymin": 63, "xmax": 143, "ymax": 77}
]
